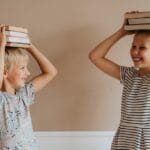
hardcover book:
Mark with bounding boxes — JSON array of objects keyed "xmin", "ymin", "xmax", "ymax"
[
  {"xmin": 124, "ymin": 11, "xmax": 150, "ymax": 30},
  {"xmin": 3, "ymin": 25, "xmax": 30, "ymax": 48}
]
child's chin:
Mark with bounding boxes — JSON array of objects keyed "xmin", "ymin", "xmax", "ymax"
[
  {"xmin": 18, "ymin": 83, "xmax": 25, "ymax": 88},
  {"xmin": 134, "ymin": 63, "xmax": 141, "ymax": 68}
]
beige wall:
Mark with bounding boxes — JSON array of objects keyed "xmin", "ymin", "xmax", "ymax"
[{"xmin": 0, "ymin": 0, "xmax": 150, "ymax": 131}]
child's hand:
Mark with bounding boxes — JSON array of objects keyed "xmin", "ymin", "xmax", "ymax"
[
  {"xmin": 25, "ymin": 35, "xmax": 35, "ymax": 52},
  {"xmin": 119, "ymin": 11, "xmax": 139, "ymax": 36},
  {"xmin": 0, "ymin": 25, "xmax": 6, "ymax": 47},
  {"xmin": 119, "ymin": 17, "xmax": 128, "ymax": 35},
  {"xmin": 25, "ymin": 43, "xmax": 36, "ymax": 52}
]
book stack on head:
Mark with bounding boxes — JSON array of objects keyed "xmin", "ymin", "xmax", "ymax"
[
  {"xmin": 5, "ymin": 25, "xmax": 30, "ymax": 48},
  {"xmin": 124, "ymin": 11, "xmax": 150, "ymax": 31}
]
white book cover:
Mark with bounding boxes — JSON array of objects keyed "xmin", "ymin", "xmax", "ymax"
[
  {"xmin": 6, "ymin": 36, "xmax": 30, "ymax": 44},
  {"xmin": 128, "ymin": 18, "xmax": 150, "ymax": 25},
  {"xmin": 6, "ymin": 31, "xmax": 28, "ymax": 38}
]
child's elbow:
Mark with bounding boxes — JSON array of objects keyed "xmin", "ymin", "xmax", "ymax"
[
  {"xmin": 88, "ymin": 51, "xmax": 96, "ymax": 62},
  {"xmin": 49, "ymin": 69, "xmax": 58, "ymax": 79},
  {"xmin": 88, "ymin": 52, "xmax": 92, "ymax": 60},
  {"xmin": 53, "ymin": 68, "xmax": 58, "ymax": 77}
]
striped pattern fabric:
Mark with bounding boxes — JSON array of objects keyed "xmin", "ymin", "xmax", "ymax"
[{"xmin": 111, "ymin": 66, "xmax": 150, "ymax": 150}]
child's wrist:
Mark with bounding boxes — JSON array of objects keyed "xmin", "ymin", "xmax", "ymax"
[
  {"xmin": 118, "ymin": 28, "xmax": 128, "ymax": 37},
  {"xmin": 0, "ymin": 42, "xmax": 6, "ymax": 48},
  {"xmin": 26, "ymin": 43, "xmax": 33, "ymax": 49},
  {"xmin": 26, "ymin": 44, "xmax": 37, "ymax": 53}
]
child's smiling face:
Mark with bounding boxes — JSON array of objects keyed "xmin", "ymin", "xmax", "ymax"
[
  {"xmin": 130, "ymin": 34, "xmax": 150, "ymax": 71},
  {"xmin": 5, "ymin": 60, "xmax": 30, "ymax": 89}
]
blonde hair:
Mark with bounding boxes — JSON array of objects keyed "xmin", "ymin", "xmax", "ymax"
[
  {"xmin": 135, "ymin": 30, "xmax": 150, "ymax": 37},
  {"xmin": 4, "ymin": 47, "xmax": 29, "ymax": 70}
]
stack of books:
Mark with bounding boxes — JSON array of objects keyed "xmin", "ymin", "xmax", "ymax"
[
  {"xmin": 5, "ymin": 25, "xmax": 30, "ymax": 48},
  {"xmin": 124, "ymin": 11, "xmax": 150, "ymax": 31}
]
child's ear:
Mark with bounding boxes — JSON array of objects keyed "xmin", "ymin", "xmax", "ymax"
[{"xmin": 3, "ymin": 69, "xmax": 8, "ymax": 78}]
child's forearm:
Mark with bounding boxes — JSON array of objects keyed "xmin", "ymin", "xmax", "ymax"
[
  {"xmin": 89, "ymin": 28, "xmax": 127, "ymax": 60},
  {"xmin": 0, "ymin": 27, "xmax": 6, "ymax": 89},
  {"xmin": 0, "ymin": 46, "xmax": 5, "ymax": 89},
  {"xmin": 27, "ymin": 44, "xmax": 58, "ymax": 76}
]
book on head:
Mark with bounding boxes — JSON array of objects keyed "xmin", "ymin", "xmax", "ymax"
[
  {"xmin": 2, "ymin": 25, "xmax": 31, "ymax": 48},
  {"xmin": 5, "ymin": 25, "xmax": 28, "ymax": 33},
  {"xmin": 124, "ymin": 11, "xmax": 150, "ymax": 30},
  {"xmin": 124, "ymin": 24, "xmax": 150, "ymax": 30},
  {"xmin": 6, "ymin": 42, "xmax": 30, "ymax": 48},
  {"xmin": 6, "ymin": 36, "xmax": 30, "ymax": 44},
  {"xmin": 124, "ymin": 11, "xmax": 150, "ymax": 19},
  {"xmin": 128, "ymin": 18, "xmax": 150, "ymax": 25},
  {"xmin": 6, "ymin": 31, "xmax": 28, "ymax": 38}
]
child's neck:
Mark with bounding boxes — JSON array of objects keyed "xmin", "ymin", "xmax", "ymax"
[
  {"xmin": 2, "ymin": 80, "xmax": 16, "ymax": 95},
  {"xmin": 138, "ymin": 68, "xmax": 150, "ymax": 76}
]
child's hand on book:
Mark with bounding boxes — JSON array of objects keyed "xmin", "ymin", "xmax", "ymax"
[
  {"xmin": 0, "ymin": 25, "xmax": 6, "ymax": 47},
  {"xmin": 125, "ymin": 11, "xmax": 139, "ymax": 15},
  {"xmin": 119, "ymin": 17, "xmax": 129, "ymax": 35},
  {"xmin": 25, "ymin": 43, "xmax": 36, "ymax": 52},
  {"xmin": 120, "ymin": 12, "xmax": 139, "ymax": 35}
]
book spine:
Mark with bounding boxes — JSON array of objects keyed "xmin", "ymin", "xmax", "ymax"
[
  {"xmin": 124, "ymin": 12, "xmax": 150, "ymax": 19},
  {"xmin": 6, "ymin": 37, "xmax": 30, "ymax": 44},
  {"xmin": 5, "ymin": 26, "xmax": 28, "ymax": 33},
  {"xmin": 128, "ymin": 18, "xmax": 150, "ymax": 25},
  {"xmin": 124, "ymin": 24, "xmax": 150, "ymax": 30},
  {"xmin": 6, "ymin": 31, "xmax": 28, "ymax": 38},
  {"xmin": 6, "ymin": 43, "xmax": 30, "ymax": 48}
]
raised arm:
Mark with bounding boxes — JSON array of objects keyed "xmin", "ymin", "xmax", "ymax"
[
  {"xmin": 26, "ymin": 44, "xmax": 58, "ymax": 92},
  {"xmin": 0, "ymin": 26, "xmax": 6, "ymax": 90},
  {"xmin": 89, "ymin": 19, "xmax": 128, "ymax": 80}
]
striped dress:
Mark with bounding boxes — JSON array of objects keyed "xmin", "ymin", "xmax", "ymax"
[{"xmin": 111, "ymin": 66, "xmax": 150, "ymax": 150}]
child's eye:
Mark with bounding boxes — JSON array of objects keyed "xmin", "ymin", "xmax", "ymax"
[
  {"xmin": 20, "ymin": 67, "xmax": 25, "ymax": 70},
  {"xmin": 139, "ymin": 46, "xmax": 146, "ymax": 50},
  {"xmin": 131, "ymin": 45, "xmax": 136, "ymax": 49}
]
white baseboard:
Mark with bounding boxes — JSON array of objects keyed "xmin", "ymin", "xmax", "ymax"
[{"xmin": 35, "ymin": 131, "xmax": 115, "ymax": 150}]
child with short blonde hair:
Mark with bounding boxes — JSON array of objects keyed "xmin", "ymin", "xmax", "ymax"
[
  {"xmin": 0, "ymin": 25, "xmax": 57, "ymax": 149},
  {"xmin": 4, "ymin": 47, "xmax": 29, "ymax": 71}
]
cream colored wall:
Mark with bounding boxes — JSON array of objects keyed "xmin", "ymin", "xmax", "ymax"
[{"xmin": 0, "ymin": 0, "xmax": 149, "ymax": 131}]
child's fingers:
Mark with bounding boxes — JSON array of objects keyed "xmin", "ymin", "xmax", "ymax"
[
  {"xmin": 0, "ymin": 26, "xmax": 6, "ymax": 46},
  {"xmin": 0, "ymin": 24, "xmax": 5, "ymax": 28},
  {"xmin": 1, "ymin": 26, "xmax": 6, "ymax": 33},
  {"xmin": 125, "ymin": 11, "xmax": 139, "ymax": 15},
  {"xmin": 129, "ymin": 11, "xmax": 139, "ymax": 13},
  {"xmin": 0, "ymin": 24, "xmax": 5, "ymax": 32},
  {"xmin": 0, "ymin": 27, "xmax": 6, "ymax": 37},
  {"xmin": 0, "ymin": 26, "xmax": 3, "ymax": 32}
]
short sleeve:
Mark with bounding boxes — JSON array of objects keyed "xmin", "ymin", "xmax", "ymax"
[
  {"xmin": 0, "ymin": 94, "xmax": 3, "ymax": 135},
  {"xmin": 17, "ymin": 82, "xmax": 35, "ymax": 106},
  {"xmin": 0, "ymin": 94, "xmax": 5, "ymax": 137},
  {"xmin": 120, "ymin": 66, "xmax": 135, "ymax": 85}
]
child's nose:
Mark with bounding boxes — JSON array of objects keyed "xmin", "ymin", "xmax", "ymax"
[
  {"xmin": 26, "ymin": 70, "xmax": 30, "ymax": 76},
  {"xmin": 132, "ymin": 48, "xmax": 139, "ymax": 55}
]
